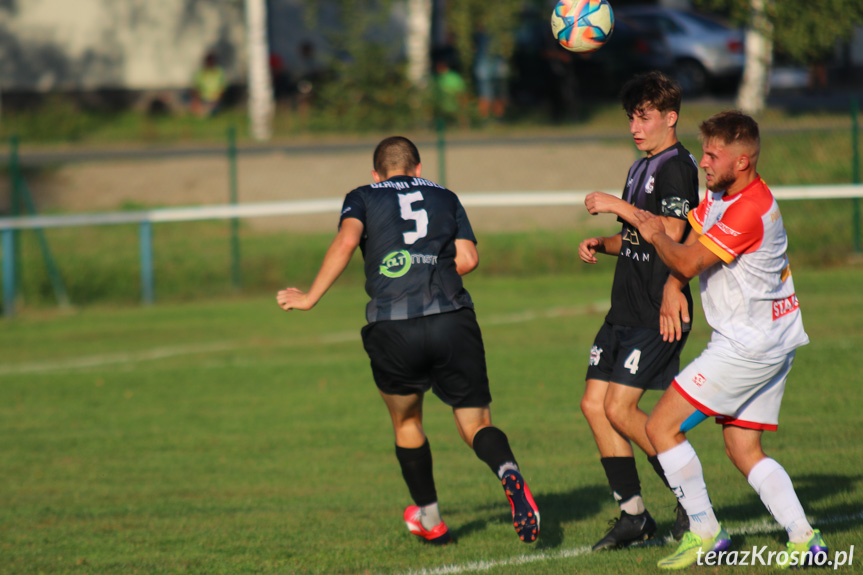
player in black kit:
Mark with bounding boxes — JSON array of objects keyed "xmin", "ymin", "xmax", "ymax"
[
  {"xmin": 577, "ymin": 72, "xmax": 700, "ymax": 550},
  {"xmin": 277, "ymin": 136, "xmax": 539, "ymax": 545}
]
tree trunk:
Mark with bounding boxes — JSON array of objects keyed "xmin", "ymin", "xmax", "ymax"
[
  {"xmin": 736, "ymin": 0, "xmax": 774, "ymax": 115},
  {"xmin": 245, "ymin": 0, "xmax": 274, "ymax": 141},
  {"xmin": 405, "ymin": 0, "xmax": 432, "ymax": 88}
]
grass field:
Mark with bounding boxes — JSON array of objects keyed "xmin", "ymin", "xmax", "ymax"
[{"xmin": 1, "ymin": 265, "xmax": 861, "ymax": 574}]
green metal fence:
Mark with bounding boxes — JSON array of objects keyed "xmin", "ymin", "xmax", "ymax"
[{"xmin": 2, "ymin": 100, "xmax": 862, "ymax": 315}]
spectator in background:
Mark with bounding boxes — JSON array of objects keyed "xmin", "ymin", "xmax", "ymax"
[
  {"xmin": 433, "ymin": 59, "xmax": 468, "ymax": 128},
  {"xmin": 473, "ymin": 28, "xmax": 509, "ymax": 121},
  {"xmin": 294, "ymin": 40, "xmax": 325, "ymax": 114},
  {"xmin": 190, "ymin": 51, "xmax": 227, "ymax": 118},
  {"xmin": 269, "ymin": 52, "xmax": 293, "ymax": 101}
]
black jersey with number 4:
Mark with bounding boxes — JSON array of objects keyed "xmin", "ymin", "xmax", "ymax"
[
  {"xmin": 607, "ymin": 142, "xmax": 700, "ymax": 329},
  {"xmin": 340, "ymin": 175, "xmax": 477, "ymax": 324}
]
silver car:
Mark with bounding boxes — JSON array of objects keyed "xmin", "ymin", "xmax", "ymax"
[{"xmin": 615, "ymin": 6, "xmax": 745, "ymax": 95}]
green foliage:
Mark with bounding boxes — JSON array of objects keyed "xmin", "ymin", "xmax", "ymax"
[
  {"xmin": 0, "ymin": 99, "xmax": 253, "ymax": 145},
  {"xmin": 771, "ymin": 0, "xmax": 863, "ymax": 63},
  {"xmin": 446, "ymin": 0, "xmax": 528, "ymax": 83},
  {"xmin": 295, "ymin": 0, "xmax": 432, "ymax": 132},
  {"xmin": 694, "ymin": 0, "xmax": 863, "ymax": 64},
  {"xmin": 0, "ymin": 96, "xmax": 114, "ymax": 143},
  {"xmin": 308, "ymin": 43, "xmax": 428, "ymax": 132}
]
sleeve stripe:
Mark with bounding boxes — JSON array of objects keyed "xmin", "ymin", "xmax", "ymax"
[
  {"xmin": 687, "ymin": 210, "xmax": 703, "ymax": 234},
  {"xmin": 699, "ymin": 235, "xmax": 736, "ymax": 264}
]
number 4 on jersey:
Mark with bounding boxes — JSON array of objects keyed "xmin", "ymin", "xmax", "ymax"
[
  {"xmin": 624, "ymin": 349, "xmax": 641, "ymax": 375},
  {"xmin": 398, "ymin": 192, "xmax": 428, "ymax": 245}
]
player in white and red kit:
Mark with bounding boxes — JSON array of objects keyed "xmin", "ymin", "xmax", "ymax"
[{"xmin": 632, "ymin": 111, "xmax": 828, "ymax": 569}]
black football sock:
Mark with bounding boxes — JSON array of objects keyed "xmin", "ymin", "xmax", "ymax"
[
  {"xmin": 647, "ymin": 454, "xmax": 673, "ymax": 490},
  {"xmin": 395, "ymin": 439, "xmax": 437, "ymax": 507},
  {"xmin": 472, "ymin": 426, "xmax": 518, "ymax": 478},
  {"xmin": 600, "ymin": 456, "xmax": 642, "ymax": 511}
]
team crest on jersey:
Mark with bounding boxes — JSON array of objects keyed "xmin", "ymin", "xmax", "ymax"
[
  {"xmin": 589, "ymin": 345, "xmax": 603, "ymax": 366},
  {"xmin": 622, "ymin": 227, "xmax": 640, "ymax": 245},
  {"xmin": 645, "ymin": 176, "xmax": 655, "ymax": 194},
  {"xmin": 380, "ymin": 250, "xmax": 412, "ymax": 278},
  {"xmin": 692, "ymin": 373, "xmax": 706, "ymax": 387}
]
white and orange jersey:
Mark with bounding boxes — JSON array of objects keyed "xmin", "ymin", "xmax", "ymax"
[{"xmin": 688, "ymin": 177, "xmax": 809, "ymax": 358}]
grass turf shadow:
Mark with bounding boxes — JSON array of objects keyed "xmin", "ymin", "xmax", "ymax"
[{"xmin": 447, "ymin": 484, "xmax": 609, "ymax": 549}]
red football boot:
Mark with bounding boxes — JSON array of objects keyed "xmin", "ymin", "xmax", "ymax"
[
  {"xmin": 403, "ymin": 505, "xmax": 452, "ymax": 545},
  {"xmin": 502, "ymin": 470, "xmax": 540, "ymax": 543}
]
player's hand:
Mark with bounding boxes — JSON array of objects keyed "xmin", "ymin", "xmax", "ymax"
[
  {"xmin": 277, "ymin": 287, "xmax": 313, "ymax": 311},
  {"xmin": 632, "ymin": 209, "xmax": 665, "ymax": 244},
  {"xmin": 579, "ymin": 237, "xmax": 603, "ymax": 264},
  {"xmin": 584, "ymin": 192, "xmax": 618, "ymax": 215},
  {"xmin": 660, "ymin": 282, "xmax": 690, "ymax": 342}
]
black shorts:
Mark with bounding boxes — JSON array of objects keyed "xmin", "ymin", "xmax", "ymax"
[
  {"xmin": 585, "ymin": 321, "xmax": 688, "ymax": 391},
  {"xmin": 361, "ymin": 308, "xmax": 492, "ymax": 408}
]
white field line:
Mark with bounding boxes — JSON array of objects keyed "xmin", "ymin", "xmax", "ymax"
[
  {"xmin": 0, "ymin": 302, "xmax": 606, "ymax": 376},
  {"xmin": 399, "ymin": 509, "xmax": 863, "ymax": 575}
]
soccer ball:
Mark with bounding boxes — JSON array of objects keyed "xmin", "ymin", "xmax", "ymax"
[{"xmin": 550, "ymin": 0, "xmax": 615, "ymax": 53}]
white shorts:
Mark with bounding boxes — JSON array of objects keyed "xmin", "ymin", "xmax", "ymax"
[{"xmin": 673, "ymin": 335, "xmax": 795, "ymax": 431}]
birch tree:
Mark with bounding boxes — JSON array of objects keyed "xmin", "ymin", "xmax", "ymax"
[
  {"xmin": 245, "ymin": 0, "xmax": 274, "ymax": 141},
  {"xmin": 405, "ymin": 0, "xmax": 433, "ymax": 88},
  {"xmin": 737, "ymin": 0, "xmax": 772, "ymax": 114},
  {"xmin": 697, "ymin": 0, "xmax": 863, "ymax": 114}
]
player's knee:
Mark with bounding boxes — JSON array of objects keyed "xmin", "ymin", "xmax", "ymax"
[
  {"xmin": 580, "ymin": 394, "xmax": 605, "ymax": 422},
  {"xmin": 603, "ymin": 400, "xmax": 631, "ymax": 431},
  {"xmin": 645, "ymin": 415, "xmax": 663, "ymax": 445},
  {"xmin": 392, "ymin": 416, "xmax": 423, "ymax": 438}
]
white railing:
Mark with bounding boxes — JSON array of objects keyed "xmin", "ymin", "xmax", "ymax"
[{"xmin": 2, "ymin": 185, "xmax": 862, "ymax": 316}]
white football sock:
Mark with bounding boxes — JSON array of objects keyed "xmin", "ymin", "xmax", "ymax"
[
  {"xmin": 496, "ymin": 461, "xmax": 519, "ymax": 479},
  {"xmin": 420, "ymin": 502, "xmax": 442, "ymax": 530},
  {"xmin": 620, "ymin": 494, "xmax": 646, "ymax": 515},
  {"xmin": 657, "ymin": 441, "xmax": 720, "ymax": 539},
  {"xmin": 747, "ymin": 457, "xmax": 813, "ymax": 543}
]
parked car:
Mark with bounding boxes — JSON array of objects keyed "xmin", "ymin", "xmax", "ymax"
[
  {"xmin": 568, "ymin": 14, "xmax": 675, "ymax": 97},
  {"xmin": 615, "ymin": 6, "xmax": 745, "ymax": 95},
  {"xmin": 510, "ymin": 9, "xmax": 674, "ymax": 117}
]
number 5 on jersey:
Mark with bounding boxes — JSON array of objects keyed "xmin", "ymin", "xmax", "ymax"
[{"xmin": 398, "ymin": 192, "xmax": 428, "ymax": 245}]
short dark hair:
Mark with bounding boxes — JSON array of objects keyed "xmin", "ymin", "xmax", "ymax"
[
  {"xmin": 620, "ymin": 71, "xmax": 682, "ymax": 116},
  {"xmin": 373, "ymin": 136, "xmax": 421, "ymax": 177},
  {"xmin": 699, "ymin": 110, "xmax": 760, "ymax": 153}
]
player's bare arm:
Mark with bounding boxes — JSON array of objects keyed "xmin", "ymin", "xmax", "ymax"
[
  {"xmin": 579, "ymin": 233, "xmax": 622, "ymax": 264},
  {"xmin": 587, "ymin": 192, "xmax": 690, "ymax": 240},
  {"xmin": 656, "ymin": 217, "xmax": 691, "ymax": 341},
  {"xmin": 632, "ymin": 210, "xmax": 720, "ymax": 279},
  {"xmin": 277, "ymin": 217, "xmax": 364, "ymax": 311},
  {"xmin": 660, "ymin": 273, "xmax": 690, "ymax": 342},
  {"xmin": 585, "ymin": 191, "xmax": 636, "ymax": 221},
  {"xmin": 454, "ymin": 239, "xmax": 479, "ymax": 275}
]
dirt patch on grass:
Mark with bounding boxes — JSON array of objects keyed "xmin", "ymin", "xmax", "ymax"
[{"xmin": 14, "ymin": 140, "xmax": 637, "ymax": 233}]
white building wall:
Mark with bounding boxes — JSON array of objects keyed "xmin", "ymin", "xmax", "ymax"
[{"xmin": 0, "ymin": 0, "xmax": 245, "ymax": 91}]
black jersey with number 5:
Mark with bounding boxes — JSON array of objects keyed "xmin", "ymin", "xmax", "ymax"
[{"xmin": 339, "ymin": 175, "xmax": 477, "ymax": 323}]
